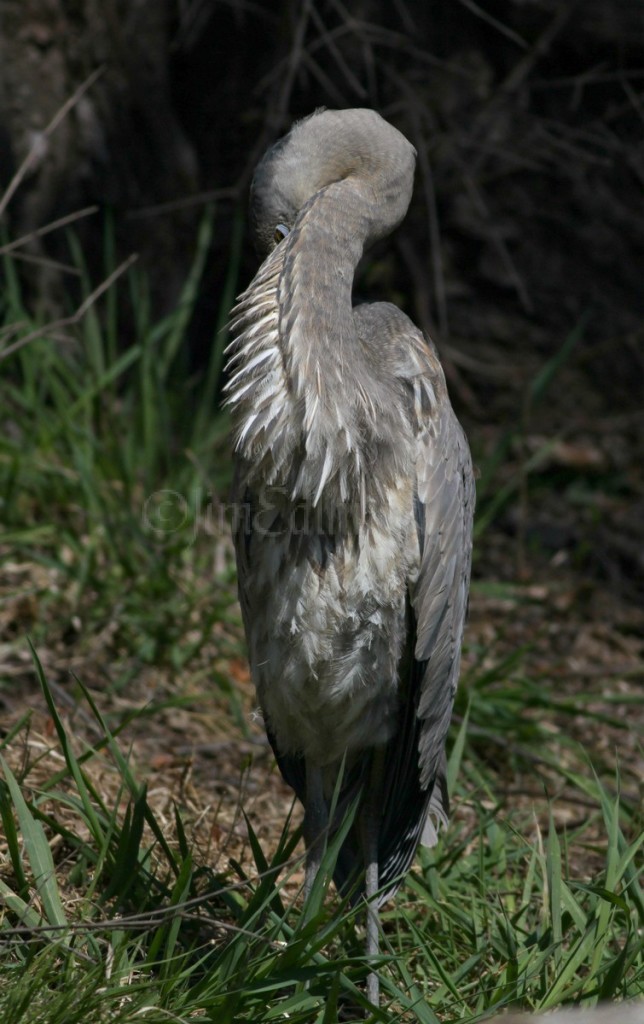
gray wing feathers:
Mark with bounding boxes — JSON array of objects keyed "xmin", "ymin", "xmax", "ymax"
[
  {"xmin": 359, "ymin": 301, "xmax": 474, "ymax": 822},
  {"xmin": 413, "ymin": 407, "xmax": 474, "ymax": 792},
  {"xmin": 421, "ymin": 751, "xmax": 450, "ymax": 846}
]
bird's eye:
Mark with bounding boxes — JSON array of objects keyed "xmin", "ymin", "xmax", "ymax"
[{"xmin": 274, "ymin": 224, "xmax": 289, "ymax": 244}]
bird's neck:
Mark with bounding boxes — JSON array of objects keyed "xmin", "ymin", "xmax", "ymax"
[
  {"xmin": 278, "ymin": 183, "xmax": 372, "ymax": 480},
  {"xmin": 228, "ymin": 182, "xmax": 388, "ymax": 519}
]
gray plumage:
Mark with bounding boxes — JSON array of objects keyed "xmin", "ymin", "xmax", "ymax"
[{"xmin": 225, "ymin": 108, "xmax": 474, "ymax": 1003}]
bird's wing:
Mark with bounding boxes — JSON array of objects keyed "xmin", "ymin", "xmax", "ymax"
[
  {"xmin": 356, "ymin": 302, "xmax": 474, "ymax": 806},
  {"xmin": 377, "ymin": 352, "xmax": 473, "ymax": 897},
  {"xmin": 344, "ymin": 304, "xmax": 474, "ymax": 902},
  {"xmin": 405, "ymin": 329, "xmax": 474, "ymax": 809}
]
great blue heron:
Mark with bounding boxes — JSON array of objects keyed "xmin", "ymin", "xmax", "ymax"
[{"xmin": 225, "ymin": 108, "xmax": 474, "ymax": 1004}]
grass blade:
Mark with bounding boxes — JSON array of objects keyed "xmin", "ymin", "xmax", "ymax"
[{"xmin": 0, "ymin": 757, "xmax": 68, "ymax": 933}]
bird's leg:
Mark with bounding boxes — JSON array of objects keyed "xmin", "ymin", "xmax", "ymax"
[
  {"xmin": 303, "ymin": 761, "xmax": 328, "ymax": 900},
  {"xmin": 362, "ymin": 745, "xmax": 385, "ymax": 1006}
]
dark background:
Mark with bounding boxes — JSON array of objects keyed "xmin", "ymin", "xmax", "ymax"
[{"xmin": 1, "ymin": 0, "xmax": 642, "ymax": 599}]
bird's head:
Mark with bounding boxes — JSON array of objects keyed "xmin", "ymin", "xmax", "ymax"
[{"xmin": 249, "ymin": 108, "xmax": 417, "ymax": 258}]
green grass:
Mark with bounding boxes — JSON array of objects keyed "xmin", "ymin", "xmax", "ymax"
[
  {"xmin": 1, "ymin": 227, "xmax": 642, "ymax": 1021},
  {"xmin": 0, "ymin": 653, "xmax": 641, "ymax": 1023},
  {"xmin": 1, "ymin": 212, "xmax": 239, "ymax": 682}
]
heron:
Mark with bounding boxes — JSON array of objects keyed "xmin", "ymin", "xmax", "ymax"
[{"xmin": 225, "ymin": 108, "xmax": 474, "ymax": 1005}]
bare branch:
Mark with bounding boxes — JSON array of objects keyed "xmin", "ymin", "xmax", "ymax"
[
  {"xmin": 0, "ymin": 67, "xmax": 105, "ymax": 220},
  {"xmin": 0, "ymin": 254, "xmax": 138, "ymax": 362},
  {"xmin": 0, "ymin": 206, "xmax": 99, "ymax": 257}
]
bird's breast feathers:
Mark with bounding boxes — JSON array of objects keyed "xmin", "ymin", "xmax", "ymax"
[{"xmin": 240, "ymin": 480, "xmax": 419, "ymax": 765}]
